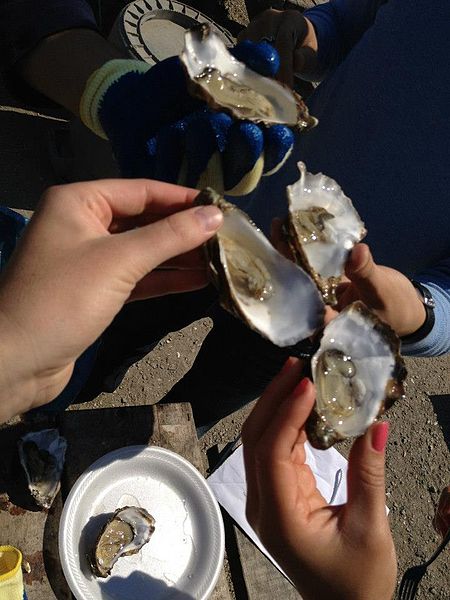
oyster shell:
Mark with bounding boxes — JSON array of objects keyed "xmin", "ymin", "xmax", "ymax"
[
  {"xmin": 306, "ymin": 302, "xmax": 406, "ymax": 449},
  {"xmin": 18, "ymin": 428, "xmax": 67, "ymax": 509},
  {"xmin": 196, "ymin": 188, "xmax": 325, "ymax": 347},
  {"xmin": 181, "ymin": 24, "xmax": 317, "ymax": 130},
  {"xmin": 286, "ymin": 162, "xmax": 367, "ymax": 304},
  {"xmin": 91, "ymin": 506, "xmax": 155, "ymax": 578}
]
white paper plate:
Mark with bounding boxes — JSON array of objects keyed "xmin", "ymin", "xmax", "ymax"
[
  {"xmin": 59, "ymin": 445, "xmax": 224, "ymax": 600},
  {"xmin": 111, "ymin": 0, "xmax": 235, "ymax": 66}
]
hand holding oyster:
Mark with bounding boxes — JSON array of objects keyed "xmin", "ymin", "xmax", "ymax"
[
  {"xmin": 196, "ymin": 162, "xmax": 406, "ymax": 448},
  {"xmin": 181, "ymin": 24, "xmax": 317, "ymax": 130}
]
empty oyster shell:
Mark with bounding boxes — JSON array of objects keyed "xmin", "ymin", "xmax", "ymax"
[
  {"xmin": 196, "ymin": 188, "xmax": 325, "ymax": 347},
  {"xmin": 18, "ymin": 428, "xmax": 67, "ymax": 509},
  {"xmin": 306, "ymin": 302, "xmax": 406, "ymax": 449},
  {"xmin": 91, "ymin": 506, "xmax": 155, "ymax": 578},
  {"xmin": 286, "ymin": 162, "xmax": 367, "ymax": 304},
  {"xmin": 181, "ymin": 24, "xmax": 317, "ymax": 130}
]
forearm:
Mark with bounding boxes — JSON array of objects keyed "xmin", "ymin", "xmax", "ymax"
[
  {"xmin": 18, "ymin": 28, "xmax": 125, "ymax": 116},
  {"xmin": 304, "ymin": 0, "xmax": 384, "ymax": 74}
]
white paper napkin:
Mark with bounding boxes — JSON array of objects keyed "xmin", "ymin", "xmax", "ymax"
[{"xmin": 207, "ymin": 442, "xmax": 348, "ymax": 578}]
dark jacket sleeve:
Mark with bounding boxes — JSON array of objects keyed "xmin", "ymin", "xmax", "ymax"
[
  {"xmin": 0, "ymin": 0, "xmax": 98, "ymax": 70},
  {"xmin": 304, "ymin": 0, "xmax": 386, "ymax": 75}
]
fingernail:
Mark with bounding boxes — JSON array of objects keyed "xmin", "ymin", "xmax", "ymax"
[
  {"xmin": 371, "ymin": 421, "xmax": 389, "ymax": 452},
  {"xmin": 280, "ymin": 356, "xmax": 296, "ymax": 375},
  {"xmin": 293, "ymin": 377, "xmax": 310, "ymax": 396},
  {"xmin": 194, "ymin": 206, "xmax": 223, "ymax": 232}
]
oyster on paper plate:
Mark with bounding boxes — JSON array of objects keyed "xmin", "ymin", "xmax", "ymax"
[
  {"xmin": 306, "ymin": 302, "xmax": 407, "ymax": 450},
  {"xmin": 181, "ymin": 24, "xmax": 317, "ymax": 130},
  {"xmin": 286, "ymin": 162, "xmax": 367, "ymax": 304},
  {"xmin": 196, "ymin": 188, "xmax": 325, "ymax": 347},
  {"xmin": 91, "ymin": 506, "xmax": 156, "ymax": 578}
]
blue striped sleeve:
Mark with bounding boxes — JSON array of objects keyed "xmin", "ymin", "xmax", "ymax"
[
  {"xmin": 304, "ymin": 0, "xmax": 384, "ymax": 75},
  {"xmin": 402, "ymin": 259, "xmax": 450, "ymax": 357}
]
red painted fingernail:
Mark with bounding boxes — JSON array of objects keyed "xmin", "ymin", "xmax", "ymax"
[
  {"xmin": 371, "ymin": 421, "xmax": 390, "ymax": 452},
  {"xmin": 293, "ymin": 377, "xmax": 310, "ymax": 396}
]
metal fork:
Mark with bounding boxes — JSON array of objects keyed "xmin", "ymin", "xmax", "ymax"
[{"xmin": 397, "ymin": 529, "xmax": 450, "ymax": 600}]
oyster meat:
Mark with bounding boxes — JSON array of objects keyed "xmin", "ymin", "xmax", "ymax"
[
  {"xmin": 196, "ymin": 188, "xmax": 325, "ymax": 347},
  {"xmin": 18, "ymin": 428, "xmax": 67, "ymax": 509},
  {"xmin": 91, "ymin": 506, "xmax": 155, "ymax": 578},
  {"xmin": 286, "ymin": 162, "xmax": 367, "ymax": 304},
  {"xmin": 306, "ymin": 302, "xmax": 406, "ymax": 449},
  {"xmin": 181, "ymin": 24, "xmax": 317, "ymax": 130}
]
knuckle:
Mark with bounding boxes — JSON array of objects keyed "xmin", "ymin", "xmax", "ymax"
[
  {"xmin": 357, "ymin": 461, "xmax": 385, "ymax": 490},
  {"xmin": 164, "ymin": 212, "xmax": 187, "ymax": 240}
]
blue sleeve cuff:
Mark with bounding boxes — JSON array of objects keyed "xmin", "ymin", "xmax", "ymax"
[
  {"xmin": 0, "ymin": 0, "xmax": 98, "ymax": 70},
  {"xmin": 402, "ymin": 275, "xmax": 450, "ymax": 357}
]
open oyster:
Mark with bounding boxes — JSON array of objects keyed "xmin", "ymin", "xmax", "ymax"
[
  {"xmin": 91, "ymin": 506, "xmax": 155, "ymax": 578},
  {"xmin": 286, "ymin": 162, "xmax": 367, "ymax": 304},
  {"xmin": 18, "ymin": 429, "xmax": 67, "ymax": 509},
  {"xmin": 181, "ymin": 24, "xmax": 317, "ymax": 130},
  {"xmin": 196, "ymin": 188, "xmax": 325, "ymax": 347},
  {"xmin": 306, "ymin": 302, "xmax": 406, "ymax": 449}
]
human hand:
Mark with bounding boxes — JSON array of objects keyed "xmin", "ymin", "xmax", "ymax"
[
  {"xmin": 81, "ymin": 41, "xmax": 296, "ymax": 196},
  {"xmin": 0, "ymin": 179, "xmax": 222, "ymax": 421},
  {"xmin": 238, "ymin": 9, "xmax": 319, "ymax": 87},
  {"xmin": 433, "ymin": 485, "xmax": 450, "ymax": 538},
  {"xmin": 242, "ymin": 357, "xmax": 397, "ymax": 600},
  {"xmin": 335, "ymin": 244, "xmax": 427, "ymax": 337}
]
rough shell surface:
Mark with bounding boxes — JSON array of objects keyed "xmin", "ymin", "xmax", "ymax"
[
  {"xmin": 181, "ymin": 25, "xmax": 317, "ymax": 129},
  {"xmin": 286, "ymin": 162, "xmax": 367, "ymax": 304},
  {"xmin": 91, "ymin": 506, "xmax": 156, "ymax": 578},
  {"xmin": 196, "ymin": 188, "xmax": 325, "ymax": 347},
  {"xmin": 306, "ymin": 302, "xmax": 406, "ymax": 449},
  {"xmin": 18, "ymin": 428, "xmax": 67, "ymax": 509}
]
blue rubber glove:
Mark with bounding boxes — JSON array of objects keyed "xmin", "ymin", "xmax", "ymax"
[{"xmin": 80, "ymin": 41, "xmax": 294, "ymax": 195}]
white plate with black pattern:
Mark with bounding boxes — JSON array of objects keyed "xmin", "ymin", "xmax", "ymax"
[
  {"xmin": 59, "ymin": 445, "xmax": 224, "ymax": 600},
  {"xmin": 110, "ymin": 0, "xmax": 235, "ymax": 66}
]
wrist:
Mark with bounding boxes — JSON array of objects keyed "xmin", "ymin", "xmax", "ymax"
[
  {"xmin": 0, "ymin": 308, "xmax": 39, "ymax": 422},
  {"xmin": 401, "ymin": 281, "xmax": 435, "ymax": 343},
  {"xmin": 79, "ymin": 59, "xmax": 150, "ymax": 138}
]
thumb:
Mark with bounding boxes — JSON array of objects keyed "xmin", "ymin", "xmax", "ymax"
[
  {"xmin": 345, "ymin": 243, "xmax": 375, "ymax": 281},
  {"xmin": 346, "ymin": 421, "xmax": 389, "ymax": 520},
  {"xmin": 113, "ymin": 205, "xmax": 223, "ymax": 276},
  {"xmin": 344, "ymin": 243, "xmax": 384, "ymax": 304},
  {"xmin": 293, "ymin": 46, "xmax": 318, "ymax": 77}
]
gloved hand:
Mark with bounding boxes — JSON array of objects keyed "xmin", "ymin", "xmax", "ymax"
[
  {"xmin": 238, "ymin": 9, "xmax": 321, "ymax": 86},
  {"xmin": 79, "ymin": 41, "xmax": 294, "ymax": 195}
]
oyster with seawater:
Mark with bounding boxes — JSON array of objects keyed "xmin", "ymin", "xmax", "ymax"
[{"xmin": 306, "ymin": 302, "xmax": 406, "ymax": 449}]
